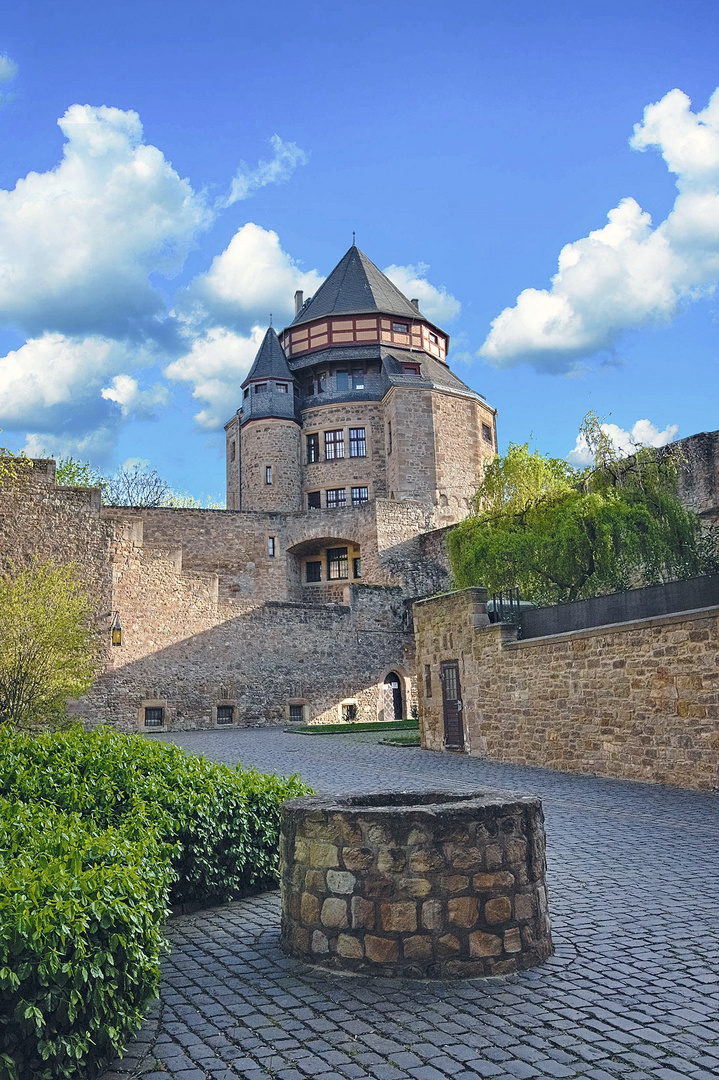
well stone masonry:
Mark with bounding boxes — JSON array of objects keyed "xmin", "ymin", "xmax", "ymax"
[
  {"xmin": 280, "ymin": 790, "xmax": 552, "ymax": 978},
  {"xmin": 414, "ymin": 587, "xmax": 719, "ymax": 791}
]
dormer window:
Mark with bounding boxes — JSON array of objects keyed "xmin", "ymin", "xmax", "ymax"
[
  {"xmin": 402, "ymin": 364, "xmax": 420, "ymax": 376},
  {"xmin": 277, "ymin": 383, "xmax": 288, "ymax": 393},
  {"xmin": 428, "ymin": 332, "xmax": 438, "ymax": 345},
  {"xmin": 352, "ymin": 368, "xmax": 365, "ymax": 390},
  {"xmin": 254, "ymin": 383, "xmax": 267, "ymax": 394},
  {"xmin": 336, "ymin": 370, "xmax": 349, "ymax": 391},
  {"xmin": 243, "ymin": 388, "xmax": 249, "ymax": 399},
  {"xmin": 392, "ymin": 322, "xmax": 409, "ymax": 333}
]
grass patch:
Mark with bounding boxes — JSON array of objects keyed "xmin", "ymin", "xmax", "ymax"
[
  {"xmin": 286, "ymin": 718, "xmax": 419, "ymax": 735},
  {"xmin": 381, "ymin": 732, "xmax": 422, "ymax": 747}
]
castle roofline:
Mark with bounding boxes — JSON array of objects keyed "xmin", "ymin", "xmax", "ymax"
[
  {"xmin": 242, "ymin": 326, "xmax": 297, "ymax": 387},
  {"xmin": 287, "ymin": 246, "xmax": 429, "ymax": 330}
]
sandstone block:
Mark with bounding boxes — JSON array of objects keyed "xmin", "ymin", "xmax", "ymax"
[
  {"xmin": 364, "ymin": 936, "xmax": 399, "ymax": 963},
  {"xmin": 300, "ymin": 892, "xmax": 319, "ymax": 924},
  {"xmin": 311, "ymin": 930, "xmax": 329, "ymax": 954},
  {"xmin": 337, "ymin": 933, "xmax": 364, "ymax": 958},
  {"xmin": 304, "ymin": 869, "xmax": 326, "ymax": 893},
  {"xmin": 448, "ymin": 896, "xmax": 479, "ymax": 928},
  {"xmin": 450, "ymin": 846, "xmax": 483, "ymax": 871},
  {"xmin": 351, "ymin": 896, "xmax": 376, "ymax": 930},
  {"xmin": 377, "ymin": 847, "xmax": 407, "ymax": 873},
  {"xmin": 484, "ymin": 845, "xmax": 503, "ymax": 870},
  {"xmin": 310, "ymin": 841, "xmax": 339, "ymax": 868},
  {"xmin": 469, "ymin": 931, "xmax": 503, "ymax": 957},
  {"xmin": 473, "ymin": 871, "xmax": 515, "ymax": 890},
  {"xmin": 403, "ymin": 935, "xmax": 433, "ymax": 961},
  {"xmin": 380, "ymin": 901, "xmax": 417, "ymax": 932},
  {"xmin": 326, "ymin": 869, "xmax": 356, "ymax": 894},
  {"xmin": 437, "ymin": 933, "xmax": 461, "ymax": 956},
  {"xmin": 341, "ymin": 846, "xmax": 374, "ymax": 871},
  {"xmin": 321, "ymin": 898, "xmax": 348, "ymax": 929},
  {"xmin": 410, "ymin": 847, "xmax": 445, "ymax": 873},
  {"xmin": 399, "ymin": 876, "xmax": 432, "ymax": 898},
  {"xmin": 442, "ymin": 874, "xmax": 469, "ymax": 893},
  {"xmin": 514, "ymin": 893, "xmax": 535, "ymax": 921},
  {"xmin": 416, "ymin": 900, "xmax": 441, "ymax": 933},
  {"xmin": 484, "ymin": 896, "xmax": 512, "ymax": 925},
  {"xmin": 504, "ymin": 927, "xmax": 522, "ymax": 953}
]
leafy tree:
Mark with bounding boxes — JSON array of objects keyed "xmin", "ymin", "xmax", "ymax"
[
  {"xmin": 448, "ymin": 415, "xmax": 718, "ymax": 605},
  {"xmin": 0, "ymin": 561, "xmax": 100, "ymax": 730},
  {"xmin": 55, "ymin": 455, "xmax": 106, "ymax": 488}
]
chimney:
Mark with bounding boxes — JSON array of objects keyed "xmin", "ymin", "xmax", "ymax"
[
  {"xmin": 294, "ymin": 290, "xmax": 304, "ymax": 315},
  {"xmin": 410, "ymin": 298, "xmax": 420, "ymax": 311}
]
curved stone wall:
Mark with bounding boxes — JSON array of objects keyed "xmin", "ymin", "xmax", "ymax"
[{"xmin": 280, "ymin": 790, "xmax": 552, "ymax": 978}]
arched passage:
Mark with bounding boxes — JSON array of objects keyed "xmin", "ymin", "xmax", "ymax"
[{"xmin": 383, "ymin": 671, "xmax": 403, "ymax": 720}]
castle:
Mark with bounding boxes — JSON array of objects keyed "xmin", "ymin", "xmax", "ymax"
[{"xmin": 0, "ymin": 246, "xmax": 497, "ymax": 731}]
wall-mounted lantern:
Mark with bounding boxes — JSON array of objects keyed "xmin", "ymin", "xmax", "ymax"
[{"xmin": 111, "ymin": 613, "xmax": 122, "ymax": 646}]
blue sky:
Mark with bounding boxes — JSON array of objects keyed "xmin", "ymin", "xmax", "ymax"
[{"xmin": 1, "ymin": 0, "xmax": 718, "ymax": 496}]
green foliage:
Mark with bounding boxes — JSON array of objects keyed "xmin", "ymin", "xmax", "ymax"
[
  {"xmin": 0, "ymin": 433, "xmax": 31, "ymax": 486},
  {"xmin": 163, "ymin": 491, "xmax": 226, "ymax": 509},
  {"xmin": 0, "ymin": 800, "xmax": 171, "ymax": 1080},
  {"xmin": 0, "ymin": 563, "xmax": 100, "ymax": 731},
  {"xmin": 53, "ymin": 458, "xmax": 106, "ymax": 490},
  {"xmin": 0, "ymin": 726, "xmax": 313, "ymax": 1079},
  {"xmin": 448, "ymin": 421, "xmax": 718, "ymax": 605}
]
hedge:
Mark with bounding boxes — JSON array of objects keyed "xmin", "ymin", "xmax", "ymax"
[{"xmin": 0, "ymin": 726, "xmax": 312, "ymax": 1079}]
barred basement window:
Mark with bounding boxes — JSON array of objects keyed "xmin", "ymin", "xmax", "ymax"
[
  {"xmin": 325, "ymin": 429, "xmax": 345, "ymax": 459},
  {"xmin": 482, "ymin": 423, "xmax": 493, "ymax": 444},
  {"xmin": 306, "ymin": 560, "xmax": 321, "ymax": 582},
  {"xmin": 306, "ymin": 433, "xmax": 320, "ymax": 462},
  {"xmin": 351, "ymin": 486, "xmax": 368, "ymax": 507},
  {"xmin": 307, "ymin": 490, "xmax": 321, "ymax": 510},
  {"xmin": 349, "ymin": 428, "xmax": 366, "ymax": 457},
  {"xmin": 144, "ymin": 706, "xmax": 164, "ymax": 728},
  {"xmin": 326, "ymin": 488, "xmax": 346, "ymax": 509},
  {"xmin": 217, "ymin": 705, "xmax": 234, "ymax": 725},
  {"xmin": 289, "ymin": 704, "xmax": 304, "ymax": 722},
  {"xmin": 327, "ymin": 546, "xmax": 349, "ymax": 580}
]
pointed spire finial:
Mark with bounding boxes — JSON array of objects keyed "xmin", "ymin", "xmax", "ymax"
[
  {"xmin": 352, "ymin": 231, "xmax": 356, "ymax": 246},
  {"xmin": 269, "ymin": 313, "xmax": 273, "ymax": 327}
]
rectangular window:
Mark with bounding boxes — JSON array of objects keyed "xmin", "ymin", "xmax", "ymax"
[
  {"xmin": 217, "ymin": 705, "xmax": 234, "ymax": 725},
  {"xmin": 327, "ymin": 546, "xmax": 349, "ymax": 579},
  {"xmin": 144, "ymin": 706, "xmax": 164, "ymax": 728},
  {"xmin": 352, "ymin": 367, "xmax": 365, "ymax": 389},
  {"xmin": 277, "ymin": 383, "xmax": 288, "ymax": 393},
  {"xmin": 349, "ymin": 428, "xmax": 366, "ymax": 457},
  {"xmin": 268, "ymin": 536, "xmax": 276, "ymax": 557},
  {"xmin": 425, "ymin": 664, "xmax": 432, "ymax": 697},
  {"xmin": 392, "ymin": 322, "xmax": 409, "ymax": 333},
  {"xmin": 388, "ymin": 421, "xmax": 392, "ymax": 454},
  {"xmin": 429, "ymin": 332, "xmax": 438, "ymax": 345},
  {"xmin": 306, "ymin": 433, "xmax": 320, "ymax": 462},
  {"xmin": 326, "ymin": 488, "xmax": 346, "ymax": 509},
  {"xmin": 402, "ymin": 363, "xmax": 420, "ymax": 376},
  {"xmin": 254, "ymin": 382, "xmax": 268, "ymax": 393},
  {"xmin": 305, "ymin": 380, "xmax": 314, "ymax": 396},
  {"xmin": 353, "ymin": 557, "xmax": 361, "ymax": 578},
  {"xmin": 289, "ymin": 704, "xmax": 304, "ymax": 722},
  {"xmin": 307, "ymin": 490, "xmax": 321, "ymax": 510},
  {"xmin": 482, "ymin": 423, "xmax": 493, "ymax": 444},
  {"xmin": 351, "ymin": 486, "xmax": 368, "ymax": 507},
  {"xmin": 335, "ymin": 369, "xmax": 349, "ymax": 390},
  {"xmin": 317, "ymin": 372, "xmax": 327, "ymax": 393},
  {"xmin": 325, "ymin": 429, "xmax": 345, "ymax": 460},
  {"xmin": 230, "ymin": 440, "xmax": 236, "ymax": 461},
  {"xmin": 243, "ymin": 387, "xmax": 249, "ymax": 399},
  {"xmin": 306, "ymin": 560, "xmax": 321, "ymax": 582},
  {"xmin": 265, "ymin": 465, "xmax": 272, "ymax": 484}
]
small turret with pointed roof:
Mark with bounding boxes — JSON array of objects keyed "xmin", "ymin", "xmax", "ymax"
[{"xmin": 240, "ymin": 326, "xmax": 298, "ymax": 428}]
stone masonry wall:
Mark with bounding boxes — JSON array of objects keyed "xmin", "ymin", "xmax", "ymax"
[
  {"xmin": 240, "ymin": 419, "xmax": 302, "ymax": 512},
  {"xmin": 431, "ymin": 394, "xmax": 496, "ymax": 527},
  {"xmin": 300, "ymin": 401, "xmax": 387, "ymax": 505},
  {"xmin": 414, "ymin": 587, "xmax": 719, "ymax": 791},
  {"xmin": 676, "ymin": 429, "xmax": 719, "ymax": 525}
]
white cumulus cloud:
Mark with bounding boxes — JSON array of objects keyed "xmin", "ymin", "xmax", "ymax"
[
  {"xmin": 0, "ymin": 104, "xmax": 211, "ymax": 340},
  {"xmin": 101, "ymin": 374, "xmax": 169, "ymax": 418},
  {"xmin": 181, "ymin": 222, "xmax": 324, "ymax": 333},
  {"xmin": 164, "ymin": 325, "xmax": 267, "ymax": 429},
  {"xmin": 480, "ymin": 87, "xmax": 719, "ymax": 371},
  {"xmin": 223, "ymin": 135, "xmax": 308, "ymax": 206},
  {"xmin": 567, "ymin": 418, "xmax": 679, "ymax": 466},
  {"xmin": 384, "ymin": 263, "xmax": 461, "ymax": 324}
]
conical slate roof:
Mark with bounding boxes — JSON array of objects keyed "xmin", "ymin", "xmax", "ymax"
[
  {"xmin": 242, "ymin": 327, "xmax": 296, "ymax": 387},
  {"xmin": 291, "ymin": 246, "xmax": 422, "ymax": 326}
]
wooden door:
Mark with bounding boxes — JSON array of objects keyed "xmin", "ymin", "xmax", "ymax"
[{"xmin": 441, "ymin": 660, "xmax": 464, "ymax": 749}]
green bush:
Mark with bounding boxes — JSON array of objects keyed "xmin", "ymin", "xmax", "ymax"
[
  {"xmin": 0, "ymin": 726, "xmax": 313, "ymax": 1079},
  {"xmin": 0, "ymin": 800, "xmax": 170, "ymax": 1080}
]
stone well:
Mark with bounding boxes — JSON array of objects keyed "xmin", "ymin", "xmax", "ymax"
[{"xmin": 279, "ymin": 790, "xmax": 553, "ymax": 978}]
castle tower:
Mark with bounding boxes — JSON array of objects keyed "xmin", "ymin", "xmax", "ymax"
[{"xmin": 228, "ymin": 327, "xmax": 302, "ymax": 512}]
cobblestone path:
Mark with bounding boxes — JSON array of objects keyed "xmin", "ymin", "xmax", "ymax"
[{"xmin": 100, "ymin": 729, "xmax": 719, "ymax": 1080}]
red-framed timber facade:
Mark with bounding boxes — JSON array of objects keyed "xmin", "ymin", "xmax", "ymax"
[{"xmin": 279, "ymin": 314, "xmax": 449, "ymax": 363}]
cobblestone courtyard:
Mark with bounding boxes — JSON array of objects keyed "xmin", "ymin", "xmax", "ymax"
[{"xmin": 101, "ymin": 730, "xmax": 719, "ymax": 1080}]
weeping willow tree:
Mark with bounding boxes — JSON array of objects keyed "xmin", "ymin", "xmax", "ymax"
[{"xmin": 448, "ymin": 415, "xmax": 718, "ymax": 605}]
